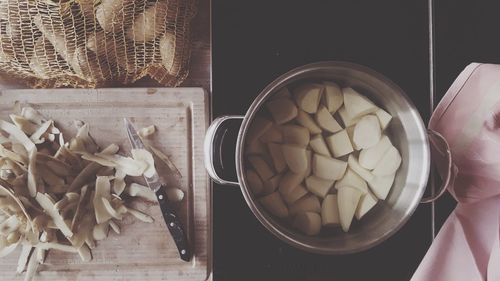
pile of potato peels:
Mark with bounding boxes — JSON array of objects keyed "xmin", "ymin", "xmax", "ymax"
[{"xmin": 0, "ymin": 105, "xmax": 183, "ymax": 280}]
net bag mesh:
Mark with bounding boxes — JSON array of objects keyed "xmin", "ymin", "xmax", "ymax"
[{"xmin": 0, "ymin": 0, "xmax": 196, "ymax": 88}]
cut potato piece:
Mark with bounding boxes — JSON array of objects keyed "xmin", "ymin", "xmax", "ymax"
[
  {"xmin": 353, "ymin": 115, "xmax": 381, "ymax": 149},
  {"xmin": 323, "ymin": 82, "xmax": 343, "ymax": 113},
  {"xmin": 295, "ymin": 110, "xmax": 322, "ymax": 134},
  {"xmin": 293, "ymin": 84, "xmax": 323, "ymax": 113},
  {"xmin": 315, "ymin": 106, "xmax": 342, "ymax": 133},
  {"xmin": 368, "ymin": 173, "xmax": 396, "ymax": 200},
  {"xmin": 259, "ymin": 192, "xmax": 288, "ymax": 218},
  {"xmin": 321, "ymin": 194, "xmax": 340, "ymax": 227},
  {"xmin": 304, "ymin": 150, "xmax": 312, "ymax": 177},
  {"xmin": 372, "ymin": 146, "xmax": 401, "ymax": 176},
  {"xmin": 337, "ymin": 186, "xmax": 362, "ymax": 232},
  {"xmin": 272, "ymin": 87, "xmax": 292, "ymax": 100},
  {"xmin": 248, "ymin": 156, "xmax": 274, "ymax": 181},
  {"xmin": 312, "ymin": 154, "xmax": 347, "ymax": 181},
  {"xmin": 305, "ymin": 175, "xmax": 333, "ymax": 198},
  {"xmin": 293, "ymin": 212, "xmax": 321, "ymax": 236},
  {"xmin": 281, "ymin": 145, "xmax": 308, "ymax": 174},
  {"xmin": 246, "ymin": 140, "xmax": 267, "ymax": 155},
  {"xmin": 325, "ymin": 129, "xmax": 354, "ymax": 158},
  {"xmin": 374, "ymin": 108, "xmax": 392, "ymax": 130},
  {"xmin": 289, "ymin": 194, "xmax": 321, "ymax": 216},
  {"xmin": 262, "ymin": 174, "xmax": 282, "ymax": 195},
  {"xmin": 260, "ymin": 126, "xmax": 283, "ymax": 143},
  {"xmin": 266, "ymin": 98, "xmax": 298, "ymax": 124},
  {"xmin": 342, "ymin": 87, "xmax": 378, "ymax": 119},
  {"xmin": 247, "ymin": 117, "xmax": 273, "ymax": 145},
  {"xmin": 166, "ymin": 188, "xmax": 185, "ymax": 202},
  {"xmin": 278, "ymin": 171, "xmax": 305, "ymax": 196},
  {"xmin": 246, "ymin": 170, "xmax": 264, "ymax": 196},
  {"xmin": 335, "ymin": 168, "xmax": 368, "ymax": 194},
  {"xmin": 282, "ymin": 125, "xmax": 310, "ymax": 147},
  {"xmin": 347, "ymin": 155, "xmax": 374, "ymax": 182},
  {"xmin": 138, "ymin": 125, "xmax": 156, "ymax": 138},
  {"xmin": 355, "ymin": 191, "xmax": 378, "ymax": 220},
  {"xmin": 282, "ymin": 184, "xmax": 308, "ymax": 205},
  {"xmin": 338, "ymin": 106, "xmax": 361, "ymax": 127},
  {"xmin": 345, "ymin": 126, "xmax": 360, "ymax": 150},
  {"xmin": 267, "ymin": 143, "xmax": 286, "ymax": 173},
  {"xmin": 309, "ymin": 135, "xmax": 330, "ymax": 156},
  {"xmin": 359, "ymin": 135, "xmax": 392, "ymax": 170}
]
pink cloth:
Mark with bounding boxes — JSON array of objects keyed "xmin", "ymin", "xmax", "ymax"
[{"xmin": 412, "ymin": 63, "xmax": 500, "ymax": 281}]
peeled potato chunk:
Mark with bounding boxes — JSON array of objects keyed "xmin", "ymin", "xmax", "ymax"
[
  {"xmin": 353, "ymin": 115, "xmax": 381, "ymax": 149},
  {"xmin": 246, "ymin": 170, "xmax": 264, "ymax": 196},
  {"xmin": 347, "ymin": 155, "xmax": 374, "ymax": 182},
  {"xmin": 326, "ymin": 129, "xmax": 354, "ymax": 158},
  {"xmin": 337, "ymin": 186, "xmax": 362, "ymax": 232},
  {"xmin": 246, "ymin": 140, "xmax": 267, "ymax": 155},
  {"xmin": 248, "ymin": 156, "xmax": 275, "ymax": 181},
  {"xmin": 282, "ymin": 184, "xmax": 308, "ymax": 205},
  {"xmin": 335, "ymin": 168, "xmax": 368, "ymax": 194},
  {"xmin": 293, "ymin": 212, "xmax": 321, "ymax": 236},
  {"xmin": 359, "ymin": 135, "xmax": 392, "ymax": 170},
  {"xmin": 322, "ymin": 194, "xmax": 340, "ymax": 227},
  {"xmin": 293, "ymin": 84, "xmax": 323, "ymax": 113},
  {"xmin": 247, "ymin": 117, "xmax": 273, "ymax": 145},
  {"xmin": 266, "ymin": 98, "xmax": 298, "ymax": 125},
  {"xmin": 368, "ymin": 173, "xmax": 396, "ymax": 200},
  {"xmin": 315, "ymin": 106, "xmax": 342, "ymax": 133},
  {"xmin": 305, "ymin": 175, "xmax": 333, "ymax": 198},
  {"xmin": 260, "ymin": 126, "xmax": 283, "ymax": 143},
  {"xmin": 267, "ymin": 143, "xmax": 287, "ymax": 173},
  {"xmin": 345, "ymin": 126, "xmax": 360, "ymax": 150},
  {"xmin": 282, "ymin": 145, "xmax": 308, "ymax": 173},
  {"xmin": 278, "ymin": 171, "xmax": 305, "ymax": 196},
  {"xmin": 282, "ymin": 125, "xmax": 310, "ymax": 146},
  {"xmin": 374, "ymin": 108, "xmax": 392, "ymax": 130},
  {"xmin": 309, "ymin": 135, "xmax": 331, "ymax": 156},
  {"xmin": 304, "ymin": 149, "xmax": 312, "ymax": 177},
  {"xmin": 342, "ymin": 87, "xmax": 378, "ymax": 119},
  {"xmin": 262, "ymin": 173, "xmax": 282, "ymax": 194},
  {"xmin": 289, "ymin": 194, "xmax": 321, "ymax": 216},
  {"xmin": 260, "ymin": 192, "xmax": 289, "ymax": 218},
  {"xmin": 372, "ymin": 146, "xmax": 401, "ymax": 176},
  {"xmin": 323, "ymin": 81, "xmax": 343, "ymax": 113},
  {"xmin": 338, "ymin": 106, "xmax": 361, "ymax": 127},
  {"xmin": 295, "ymin": 110, "xmax": 322, "ymax": 134},
  {"xmin": 312, "ymin": 154, "xmax": 347, "ymax": 181},
  {"xmin": 273, "ymin": 87, "xmax": 292, "ymax": 100},
  {"xmin": 355, "ymin": 190, "xmax": 378, "ymax": 220}
]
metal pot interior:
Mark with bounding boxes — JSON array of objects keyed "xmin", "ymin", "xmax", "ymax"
[{"xmin": 236, "ymin": 62, "xmax": 430, "ymax": 254}]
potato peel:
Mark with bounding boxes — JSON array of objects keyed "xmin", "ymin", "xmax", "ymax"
[{"xmin": 0, "ymin": 106, "xmax": 185, "ymax": 279}]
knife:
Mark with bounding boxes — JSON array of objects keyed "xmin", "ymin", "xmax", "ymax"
[{"xmin": 124, "ymin": 118, "xmax": 192, "ymax": 262}]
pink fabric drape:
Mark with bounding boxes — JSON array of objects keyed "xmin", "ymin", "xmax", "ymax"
[{"xmin": 411, "ymin": 63, "xmax": 500, "ymax": 281}]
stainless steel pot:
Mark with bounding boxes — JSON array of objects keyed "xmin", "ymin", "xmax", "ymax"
[{"xmin": 204, "ymin": 61, "xmax": 451, "ymax": 254}]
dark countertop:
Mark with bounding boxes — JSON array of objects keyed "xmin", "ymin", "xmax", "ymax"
[{"xmin": 210, "ymin": 1, "xmax": 500, "ymax": 280}]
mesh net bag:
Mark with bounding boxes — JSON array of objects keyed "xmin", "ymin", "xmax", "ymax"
[{"xmin": 0, "ymin": 0, "xmax": 196, "ymax": 88}]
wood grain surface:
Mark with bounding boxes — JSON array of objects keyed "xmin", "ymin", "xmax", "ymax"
[{"xmin": 0, "ymin": 88, "xmax": 211, "ymax": 281}]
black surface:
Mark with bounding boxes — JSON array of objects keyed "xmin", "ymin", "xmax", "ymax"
[{"xmin": 212, "ymin": 1, "xmax": 432, "ymax": 281}]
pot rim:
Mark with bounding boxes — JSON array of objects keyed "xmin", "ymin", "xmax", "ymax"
[{"xmin": 235, "ymin": 61, "xmax": 430, "ymax": 254}]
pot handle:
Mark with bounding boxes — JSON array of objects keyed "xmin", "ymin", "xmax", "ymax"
[
  {"xmin": 204, "ymin": 115, "xmax": 244, "ymax": 186},
  {"xmin": 420, "ymin": 129, "xmax": 452, "ymax": 203}
]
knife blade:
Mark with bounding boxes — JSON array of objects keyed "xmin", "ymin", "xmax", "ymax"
[{"xmin": 124, "ymin": 118, "xmax": 191, "ymax": 262}]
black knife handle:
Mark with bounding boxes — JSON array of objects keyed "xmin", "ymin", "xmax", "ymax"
[{"xmin": 156, "ymin": 187, "xmax": 192, "ymax": 262}]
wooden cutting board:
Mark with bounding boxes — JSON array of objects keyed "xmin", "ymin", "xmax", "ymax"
[{"xmin": 0, "ymin": 88, "xmax": 212, "ymax": 281}]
